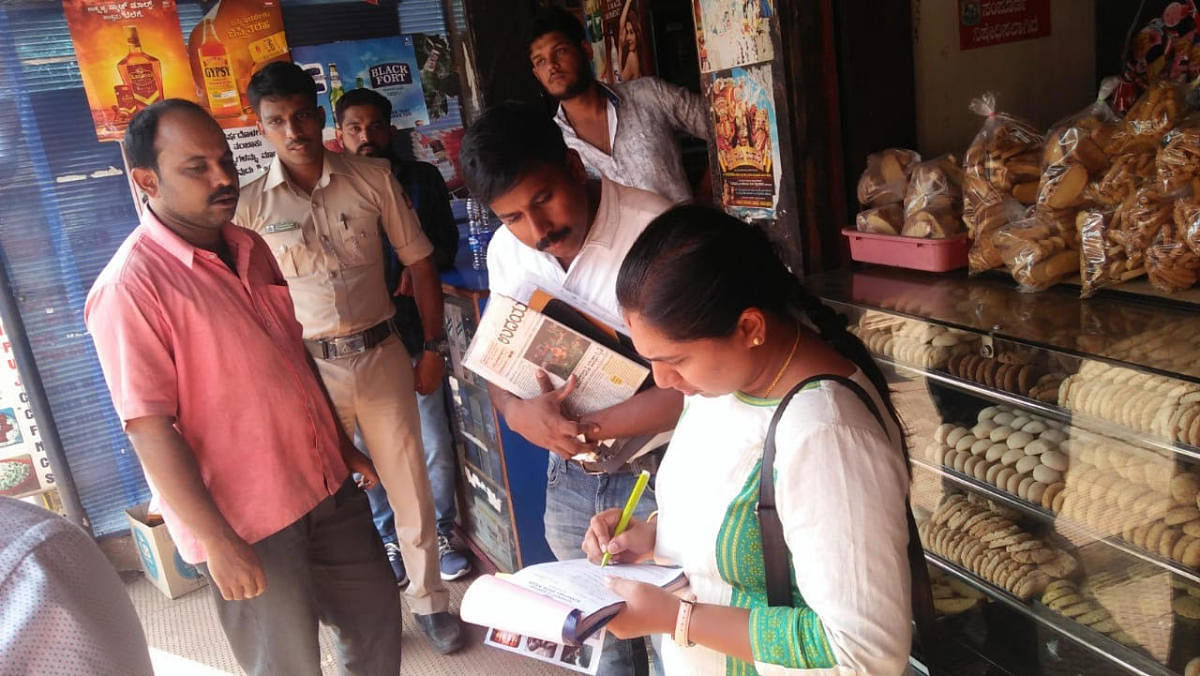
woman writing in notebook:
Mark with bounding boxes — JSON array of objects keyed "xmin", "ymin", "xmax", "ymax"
[{"xmin": 582, "ymin": 206, "xmax": 914, "ymax": 674}]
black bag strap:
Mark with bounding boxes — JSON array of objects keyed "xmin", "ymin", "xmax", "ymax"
[{"xmin": 757, "ymin": 374, "xmax": 941, "ymax": 674}]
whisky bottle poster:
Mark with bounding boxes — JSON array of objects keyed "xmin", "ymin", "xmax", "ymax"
[
  {"xmin": 292, "ymin": 36, "xmax": 430, "ymax": 149},
  {"xmin": 708, "ymin": 64, "xmax": 780, "ymax": 219},
  {"xmin": 186, "ymin": 0, "xmax": 290, "ymax": 129},
  {"xmin": 63, "ymin": 0, "xmax": 196, "ymax": 142}
]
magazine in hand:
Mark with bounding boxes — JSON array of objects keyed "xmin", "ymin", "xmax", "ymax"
[
  {"xmin": 461, "ymin": 558, "xmax": 688, "ymax": 646},
  {"xmin": 462, "ymin": 293, "xmax": 651, "ymax": 416},
  {"xmin": 484, "ymin": 627, "xmax": 604, "ymax": 675}
]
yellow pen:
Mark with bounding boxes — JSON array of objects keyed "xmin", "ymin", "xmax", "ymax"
[{"xmin": 601, "ymin": 469, "xmax": 651, "ymax": 567}]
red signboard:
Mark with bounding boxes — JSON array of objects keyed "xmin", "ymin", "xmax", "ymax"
[{"xmin": 959, "ymin": 0, "xmax": 1051, "ymax": 51}]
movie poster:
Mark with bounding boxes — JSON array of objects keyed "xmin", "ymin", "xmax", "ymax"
[
  {"xmin": 583, "ymin": 0, "xmax": 653, "ymax": 85},
  {"xmin": 709, "ymin": 65, "xmax": 781, "ymax": 219},
  {"xmin": 696, "ymin": 0, "xmax": 773, "ymax": 72},
  {"xmin": 292, "ymin": 36, "xmax": 430, "ymax": 149},
  {"xmin": 185, "ymin": 0, "xmax": 290, "ymax": 130},
  {"xmin": 0, "ymin": 319, "xmax": 51, "ymax": 499},
  {"xmin": 63, "ymin": 0, "xmax": 196, "ymax": 142}
]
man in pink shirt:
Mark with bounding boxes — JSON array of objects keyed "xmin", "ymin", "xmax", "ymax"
[{"xmin": 85, "ymin": 99, "xmax": 402, "ymax": 675}]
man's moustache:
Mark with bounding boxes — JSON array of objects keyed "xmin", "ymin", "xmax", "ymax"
[
  {"xmin": 208, "ymin": 188, "xmax": 238, "ymax": 204},
  {"xmin": 536, "ymin": 229, "xmax": 569, "ymax": 250}
]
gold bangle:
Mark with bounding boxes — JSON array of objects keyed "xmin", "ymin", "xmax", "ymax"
[{"xmin": 647, "ymin": 510, "xmax": 659, "ymax": 523}]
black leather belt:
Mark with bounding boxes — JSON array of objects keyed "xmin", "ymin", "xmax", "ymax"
[
  {"xmin": 575, "ymin": 448, "xmax": 664, "ymax": 476},
  {"xmin": 305, "ymin": 319, "xmax": 393, "ymax": 360}
]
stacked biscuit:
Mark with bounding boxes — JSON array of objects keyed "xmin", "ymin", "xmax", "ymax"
[
  {"xmin": 928, "ymin": 566, "xmax": 987, "ymax": 615},
  {"xmin": 919, "ymin": 494, "xmax": 1074, "ymax": 600},
  {"xmin": 925, "ymin": 406, "xmax": 1070, "ymax": 512},
  {"xmin": 1172, "ymin": 577, "xmax": 1200, "ymax": 675},
  {"xmin": 1040, "ymin": 579, "xmax": 1137, "ymax": 646},
  {"xmin": 851, "ymin": 314, "xmax": 977, "ymax": 370},
  {"xmin": 944, "ymin": 351, "xmax": 1044, "ymax": 398},
  {"xmin": 1090, "ymin": 316, "xmax": 1200, "ymax": 378},
  {"xmin": 1057, "ymin": 361, "xmax": 1200, "ymax": 444},
  {"xmin": 1057, "ymin": 430, "xmax": 1200, "ymax": 567},
  {"xmin": 1027, "ymin": 373, "xmax": 1068, "ymax": 404}
]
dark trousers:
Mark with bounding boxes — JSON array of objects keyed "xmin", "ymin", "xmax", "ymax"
[{"xmin": 199, "ymin": 479, "xmax": 403, "ymax": 676}]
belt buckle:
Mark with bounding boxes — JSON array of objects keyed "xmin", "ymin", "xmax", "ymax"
[
  {"xmin": 576, "ymin": 460, "xmax": 607, "ymax": 476},
  {"xmin": 334, "ymin": 333, "xmax": 366, "ymax": 356}
]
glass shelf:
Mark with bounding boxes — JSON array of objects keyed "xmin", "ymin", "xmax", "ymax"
[
  {"xmin": 815, "ymin": 269, "xmax": 1200, "ymax": 675},
  {"xmin": 911, "ymin": 457, "xmax": 1200, "ymax": 586},
  {"xmin": 807, "ymin": 268, "xmax": 1200, "ymax": 383},
  {"xmin": 926, "ymin": 553, "xmax": 1173, "ymax": 676}
]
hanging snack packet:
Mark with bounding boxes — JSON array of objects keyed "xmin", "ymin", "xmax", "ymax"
[{"xmin": 962, "ymin": 92, "xmax": 1043, "ymax": 238}]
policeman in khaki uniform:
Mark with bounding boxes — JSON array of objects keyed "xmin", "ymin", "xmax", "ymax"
[{"xmin": 234, "ymin": 62, "xmax": 464, "ymax": 653}]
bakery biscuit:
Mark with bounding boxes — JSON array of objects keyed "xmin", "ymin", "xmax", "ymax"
[
  {"xmin": 1165, "ymin": 505, "xmax": 1200, "ymax": 526},
  {"xmin": 1159, "ymin": 527, "xmax": 1183, "ymax": 557},
  {"xmin": 1032, "ymin": 465, "xmax": 1063, "ymax": 485},
  {"xmin": 1042, "ymin": 482, "xmax": 1066, "ymax": 510},
  {"xmin": 1173, "ymin": 595, "xmax": 1200, "ymax": 619}
]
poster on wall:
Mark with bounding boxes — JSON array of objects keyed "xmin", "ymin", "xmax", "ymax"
[
  {"xmin": 958, "ymin": 0, "xmax": 1051, "ymax": 51},
  {"xmin": 63, "ymin": 0, "xmax": 196, "ymax": 142},
  {"xmin": 582, "ymin": 0, "xmax": 654, "ymax": 85},
  {"xmin": 292, "ymin": 36, "xmax": 430, "ymax": 149},
  {"xmin": 709, "ymin": 65, "xmax": 781, "ymax": 220},
  {"xmin": 411, "ymin": 33, "xmax": 461, "ymax": 123},
  {"xmin": 0, "ymin": 320, "xmax": 52, "ymax": 499},
  {"xmin": 694, "ymin": 0, "xmax": 773, "ymax": 73},
  {"xmin": 185, "ymin": 0, "xmax": 290, "ymax": 129}
]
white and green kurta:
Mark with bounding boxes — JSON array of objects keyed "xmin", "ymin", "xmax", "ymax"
[{"xmin": 653, "ymin": 371, "xmax": 913, "ymax": 675}]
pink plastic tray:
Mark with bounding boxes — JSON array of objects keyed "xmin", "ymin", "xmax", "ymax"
[{"xmin": 841, "ymin": 228, "xmax": 969, "ymax": 272}]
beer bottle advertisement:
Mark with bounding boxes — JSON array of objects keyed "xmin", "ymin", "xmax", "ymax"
[
  {"xmin": 291, "ymin": 36, "xmax": 430, "ymax": 150},
  {"xmin": 62, "ymin": 0, "xmax": 196, "ymax": 142}
]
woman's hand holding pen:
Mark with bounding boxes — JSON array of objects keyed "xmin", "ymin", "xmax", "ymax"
[{"xmin": 583, "ymin": 508, "xmax": 657, "ymax": 565}]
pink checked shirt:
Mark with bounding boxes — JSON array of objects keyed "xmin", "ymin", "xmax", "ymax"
[{"xmin": 85, "ymin": 209, "xmax": 348, "ymax": 563}]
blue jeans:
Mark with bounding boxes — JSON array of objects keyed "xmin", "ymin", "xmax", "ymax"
[
  {"xmin": 365, "ymin": 376, "xmax": 458, "ymax": 544},
  {"xmin": 544, "ymin": 455, "xmax": 658, "ymax": 676}
]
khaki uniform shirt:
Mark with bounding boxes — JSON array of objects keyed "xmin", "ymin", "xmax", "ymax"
[{"xmin": 236, "ymin": 152, "xmax": 434, "ymax": 340}]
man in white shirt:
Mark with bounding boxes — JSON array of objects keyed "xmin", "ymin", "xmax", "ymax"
[
  {"xmin": 460, "ymin": 104, "xmax": 683, "ymax": 675},
  {"xmin": 528, "ymin": 7, "xmax": 711, "ymax": 205}
]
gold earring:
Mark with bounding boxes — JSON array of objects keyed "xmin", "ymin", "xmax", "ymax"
[{"xmin": 752, "ymin": 337, "xmax": 763, "ymax": 347}]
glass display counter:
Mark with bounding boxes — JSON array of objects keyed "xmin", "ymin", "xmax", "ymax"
[{"xmin": 809, "ymin": 267, "xmax": 1200, "ymax": 676}]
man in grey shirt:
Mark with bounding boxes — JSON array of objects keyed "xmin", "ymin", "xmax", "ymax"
[
  {"xmin": 0, "ymin": 497, "xmax": 154, "ymax": 676},
  {"xmin": 528, "ymin": 7, "xmax": 711, "ymax": 205}
]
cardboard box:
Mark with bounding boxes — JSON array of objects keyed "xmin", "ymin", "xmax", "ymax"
[{"xmin": 126, "ymin": 503, "xmax": 206, "ymax": 599}]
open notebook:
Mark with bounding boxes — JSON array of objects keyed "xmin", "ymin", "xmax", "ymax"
[{"xmin": 461, "ymin": 559, "xmax": 688, "ymax": 646}]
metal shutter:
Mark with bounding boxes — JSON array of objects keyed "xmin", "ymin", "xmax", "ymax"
[
  {"xmin": 0, "ymin": 3, "xmax": 151, "ymax": 536},
  {"xmin": 398, "ymin": 0, "xmax": 446, "ymax": 33}
]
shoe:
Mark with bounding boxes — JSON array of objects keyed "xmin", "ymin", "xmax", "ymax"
[
  {"xmin": 414, "ymin": 611, "xmax": 465, "ymax": 654},
  {"xmin": 384, "ymin": 542, "xmax": 409, "ymax": 587},
  {"xmin": 438, "ymin": 533, "xmax": 471, "ymax": 581}
]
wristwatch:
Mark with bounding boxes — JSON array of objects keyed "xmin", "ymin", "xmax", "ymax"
[
  {"xmin": 423, "ymin": 336, "xmax": 449, "ymax": 355},
  {"xmin": 674, "ymin": 592, "xmax": 697, "ymax": 648}
]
